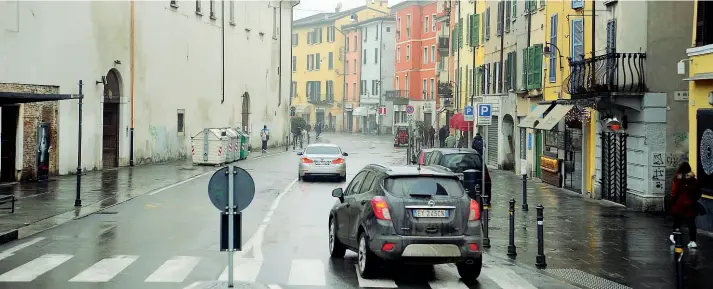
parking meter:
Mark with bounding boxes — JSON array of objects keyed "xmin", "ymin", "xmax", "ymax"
[{"xmin": 463, "ymin": 169, "xmax": 479, "ymax": 201}]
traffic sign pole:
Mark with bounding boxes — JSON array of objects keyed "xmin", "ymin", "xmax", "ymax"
[{"xmin": 227, "ymin": 166, "xmax": 235, "ymax": 288}]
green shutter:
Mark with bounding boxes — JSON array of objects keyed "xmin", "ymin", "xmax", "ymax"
[
  {"xmin": 505, "ymin": 57, "xmax": 510, "ymax": 91},
  {"xmin": 458, "ymin": 18, "xmax": 463, "ymax": 48},
  {"xmin": 532, "ymin": 44, "xmax": 543, "ymax": 89},
  {"xmin": 522, "ymin": 47, "xmax": 529, "ymax": 90},
  {"xmin": 513, "ymin": 1, "xmax": 517, "ymax": 19},
  {"xmin": 452, "ymin": 29, "xmax": 457, "ymax": 53},
  {"xmin": 467, "ymin": 15, "xmax": 471, "ymax": 46},
  {"xmin": 471, "ymin": 14, "xmax": 480, "ymax": 47}
]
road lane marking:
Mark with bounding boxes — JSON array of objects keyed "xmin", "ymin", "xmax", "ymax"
[
  {"xmin": 428, "ymin": 264, "xmax": 469, "ymax": 289},
  {"xmin": 354, "ymin": 265, "xmax": 398, "ymax": 288},
  {"xmin": 148, "ymin": 151, "xmax": 289, "ymax": 196},
  {"xmin": 0, "ymin": 237, "xmax": 44, "ymax": 261},
  {"xmin": 145, "ymin": 256, "xmax": 201, "ymax": 282},
  {"xmin": 267, "ymin": 285, "xmax": 282, "ymax": 289},
  {"xmin": 69, "ymin": 255, "xmax": 138, "ymax": 282},
  {"xmin": 0, "ymin": 254, "xmax": 72, "ymax": 282},
  {"xmin": 237, "ymin": 178, "xmax": 298, "ymax": 261},
  {"xmin": 287, "ymin": 259, "xmax": 326, "ymax": 286},
  {"xmin": 482, "ymin": 265, "xmax": 538, "ymax": 289},
  {"xmin": 218, "ymin": 258, "xmax": 262, "ymax": 282}
]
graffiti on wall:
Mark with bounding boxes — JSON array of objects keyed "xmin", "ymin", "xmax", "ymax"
[
  {"xmin": 673, "ymin": 133, "xmax": 689, "ymax": 149},
  {"xmin": 666, "ymin": 152, "xmax": 689, "ymax": 169},
  {"xmin": 651, "ymin": 151, "xmax": 666, "ymax": 194}
]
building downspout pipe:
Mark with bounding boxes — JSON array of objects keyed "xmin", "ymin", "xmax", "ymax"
[
  {"xmin": 378, "ymin": 19, "xmax": 383, "ymax": 135},
  {"xmin": 221, "ymin": 0, "xmax": 225, "ymax": 104},
  {"xmin": 469, "ymin": 0, "xmax": 477, "ymax": 143},
  {"xmin": 129, "ymin": 0, "xmax": 135, "ymax": 167}
]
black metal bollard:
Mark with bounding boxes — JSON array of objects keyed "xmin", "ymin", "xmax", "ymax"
[
  {"xmin": 507, "ymin": 198, "xmax": 517, "ymax": 256},
  {"xmin": 293, "ymin": 135, "xmax": 296, "ymax": 150},
  {"xmin": 522, "ymin": 174, "xmax": 529, "ymax": 211},
  {"xmin": 285, "ymin": 135, "xmax": 289, "ymax": 151},
  {"xmin": 536, "ymin": 205, "xmax": 546, "ymax": 267},
  {"xmin": 482, "ymin": 195, "xmax": 490, "ymax": 248},
  {"xmin": 673, "ymin": 229, "xmax": 684, "ymax": 289}
]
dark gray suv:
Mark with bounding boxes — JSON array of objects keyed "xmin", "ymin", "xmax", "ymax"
[{"xmin": 328, "ymin": 164, "xmax": 483, "ymax": 281}]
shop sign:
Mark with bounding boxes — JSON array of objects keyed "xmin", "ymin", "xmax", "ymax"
[{"xmin": 540, "ymin": 156, "xmax": 559, "ymax": 173}]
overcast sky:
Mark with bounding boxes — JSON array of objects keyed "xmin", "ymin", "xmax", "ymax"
[{"xmin": 294, "ymin": 0, "xmax": 404, "ymax": 20}]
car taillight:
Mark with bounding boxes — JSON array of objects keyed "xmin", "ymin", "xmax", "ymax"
[
  {"xmin": 332, "ymin": 158, "xmax": 344, "ymax": 164},
  {"xmin": 371, "ymin": 196, "xmax": 391, "ymax": 220},
  {"xmin": 301, "ymin": 158, "xmax": 314, "ymax": 164},
  {"xmin": 469, "ymin": 199, "xmax": 481, "ymax": 221}
]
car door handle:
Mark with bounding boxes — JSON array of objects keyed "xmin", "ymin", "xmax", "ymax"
[{"xmin": 360, "ymin": 200, "xmax": 367, "ymax": 205}]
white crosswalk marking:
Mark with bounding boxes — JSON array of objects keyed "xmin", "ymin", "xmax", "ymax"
[
  {"xmin": 0, "ymin": 238, "xmax": 45, "ymax": 261},
  {"xmin": 69, "ymin": 255, "xmax": 138, "ymax": 282},
  {"xmin": 0, "ymin": 254, "xmax": 72, "ymax": 282},
  {"xmin": 354, "ymin": 264, "xmax": 398, "ymax": 288},
  {"xmin": 428, "ymin": 264, "xmax": 470, "ymax": 289},
  {"xmin": 287, "ymin": 259, "xmax": 326, "ymax": 286},
  {"xmin": 145, "ymin": 256, "xmax": 201, "ymax": 282},
  {"xmin": 482, "ymin": 265, "xmax": 538, "ymax": 289},
  {"xmin": 218, "ymin": 257, "xmax": 261, "ymax": 282}
]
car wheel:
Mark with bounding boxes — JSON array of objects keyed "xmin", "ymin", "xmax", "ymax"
[
  {"xmin": 357, "ymin": 233, "xmax": 379, "ymax": 279},
  {"xmin": 456, "ymin": 256, "xmax": 482, "ymax": 282},
  {"xmin": 328, "ymin": 218, "xmax": 346, "ymax": 258}
]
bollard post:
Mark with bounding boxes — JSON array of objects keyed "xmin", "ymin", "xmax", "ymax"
[
  {"xmin": 482, "ymin": 195, "xmax": 490, "ymax": 248},
  {"xmin": 673, "ymin": 229, "xmax": 684, "ymax": 289},
  {"xmin": 522, "ymin": 174, "xmax": 529, "ymax": 211},
  {"xmin": 285, "ymin": 135, "xmax": 289, "ymax": 151},
  {"xmin": 507, "ymin": 198, "xmax": 517, "ymax": 256},
  {"xmin": 293, "ymin": 135, "xmax": 296, "ymax": 150},
  {"xmin": 535, "ymin": 205, "xmax": 546, "ymax": 267}
]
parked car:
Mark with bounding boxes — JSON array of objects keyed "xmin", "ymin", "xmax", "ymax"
[
  {"xmin": 327, "ymin": 164, "xmax": 483, "ymax": 281},
  {"xmin": 297, "ymin": 144, "xmax": 348, "ymax": 182},
  {"xmin": 414, "ymin": 148, "xmax": 491, "ymax": 200}
]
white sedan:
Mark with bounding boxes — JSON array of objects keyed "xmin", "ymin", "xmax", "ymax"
[{"xmin": 297, "ymin": 144, "xmax": 348, "ymax": 182}]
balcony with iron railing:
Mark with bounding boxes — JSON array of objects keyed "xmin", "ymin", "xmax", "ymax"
[
  {"xmin": 384, "ymin": 90, "xmax": 409, "ymax": 101},
  {"xmin": 438, "ymin": 37, "xmax": 449, "ymax": 55},
  {"xmin": 307, "ymin": 94, "xmax": 335, "ymax": 105},
  {"xmin": 437, "ymin": 82, "xmax": 454, "ymax": 98},
  {"xmin": 563, "ymin": 52, "xmax": 648, "ymax": 99}
]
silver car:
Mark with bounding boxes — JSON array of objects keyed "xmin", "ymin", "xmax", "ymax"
[{"xmin": 297, "ymin": 144, "xmax": 348, "ymax": 182}]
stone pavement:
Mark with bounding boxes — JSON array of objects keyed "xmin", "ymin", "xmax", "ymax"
[
  {"xmin": 0, "ymin": 147, "xmax": 288, "ymax": 245},
  {"xmin": 485, "ymin": 169, "xmax": 713, "ymax": 289}
]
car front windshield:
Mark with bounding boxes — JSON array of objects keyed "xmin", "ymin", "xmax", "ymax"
[
  {"xmin": 305, "ymin": 146, "xmax": 341, "ymax": 155},
  {"xmin": 384, "ymin": 177, "xmax": 464, "ymax": 197}
]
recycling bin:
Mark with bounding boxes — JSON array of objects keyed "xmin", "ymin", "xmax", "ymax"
[
  {"xmin": 191, "ymin": 128, "xmax": 228, "ymax": 165},
  {"xmin": 236, "ymin": 129, "xmax": 250, "ymax": 160}
]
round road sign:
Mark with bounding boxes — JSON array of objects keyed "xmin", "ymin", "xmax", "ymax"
[
  {"xmin": 207, "ymin": 166, "xmax": 255, "ymax": 212},
  {"xmin": 406, "ymin": 105, "xmax": 415, "ymax": 114}
]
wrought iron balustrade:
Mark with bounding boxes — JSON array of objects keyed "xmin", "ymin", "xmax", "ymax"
[
  {"xmin": 437, "ymin": 82, "xmax": 453, "ymax": 98},
  {"xmin": 307, "ymin": 94, "xmax": 334, "ymax": 105},
  {"xmin": 564, "ymin": 52, "xmax": 647, "ymax": 98},
  {"xmin": 384, "ymin": 90, "xmax": 409, "ymax": 100}
]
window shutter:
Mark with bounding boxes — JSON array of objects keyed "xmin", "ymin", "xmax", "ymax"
[
  {"xmin": 458, "ymin": 18, "xmax": 463, "ymax": 48},
  {"xmin": 471, "ymin": 14, "xmax": 480, "ymax": 46},
  {"xmin": 533, "ymin": 44, "xmax": 543, "ymax": 89},
  {"xmin": 467, "ymin": 15, "xmax": 471, "ymax": 46},
  {"xmin": 452, "ymin": 29, "xmax": 457, "ymax": 53},
  {"xmin": 505, "ymin": 0, "xmax": 511, "ymax": 31},
  {"xmin": 513, "ymin": 0, "xmax": 517, "ymax": 19},
  {"xmin": 486, "ymin": 9, "xmax": 491, "ymax": 40},
  {"xmin": 497, "ymin": 2, "xmax": 503, "ymax": 36},
  {"xmin": 510, "ymin": 52, "xmax": 516, "ymax": 89},
  {"xmin": 505, "ymin": 57, "xmax": 510, "ymax": 91},
  {"xmin": 523, "ymin": 47, "xmax": 529, "ymax": 89},
  {"xmin": 482, "ymin": 11, "xmax": 486, "ymax": 42},
  {"xmin": 571, "ymin": 19, "xmax": 584, "ymax": 61},
  {"xmin": 606, "ymin": 20, "xmax": 617, "ymax": 53}
]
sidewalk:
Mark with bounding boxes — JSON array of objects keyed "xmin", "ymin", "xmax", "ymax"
[
  {"xmin": 485, "ymin": 169, "xmax": 713, "ymax": 289},
  {"xmin": 0, "ymin": 147, "xmax": 287, "ymax": 245}
]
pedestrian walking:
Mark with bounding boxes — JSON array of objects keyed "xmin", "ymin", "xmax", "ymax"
[
  {"xmin": 669, "ymin": 161, "xmax": 703, "ymax": 248},
  {"xmin": 429, "ymin": 126, "xmax": 436, "ymax": 148},
  {"xmin": 472, "ymin": 132, "xmax": 484, "ymax": 155},
  {"xmin": 260, "ymin": 125, "xmax": 270, "ymax": 153},
  {"xmin": 457, "ymin": 131, "xmax": 467, "ymax": 148},
  {"xmin": 445, "ymin": 132, "xmax": 456, "ymax": 148},
  {"xmin": 439, "ymin": 126, "xmax": 447, "ymax": 148}
]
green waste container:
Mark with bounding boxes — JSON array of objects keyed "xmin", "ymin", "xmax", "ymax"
[{"xmin": 237, "ymin": 130, "xmax": 249, "ymax": 160}]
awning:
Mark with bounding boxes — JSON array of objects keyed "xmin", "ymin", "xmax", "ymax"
[
  {"xmin": 518, "ymin": 104, "xmax": 551, "ymax": 128},
  {"xmin": 684, "ymin": 72, "xmax": 713, "ymax": 81},
  {"xmin": 294, "ymin": 103, "xmax": 313, "ymax": 114},
  {"xmin": 535, "ymin": 104, "xmax": 574, "ymax": 131},
  {"xmin": 0, "ymin": 91, "xmax": 81, "ymax": 105}
]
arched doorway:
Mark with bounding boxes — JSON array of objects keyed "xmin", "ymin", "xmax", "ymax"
[
  {"xmin": 502, "ymin": 114, "xmax": 516, "ymax": 171},
  {"xmin": 241, "ymin": 92, "xmax": 251, "ymax": 133},
  {"xmin": 102, "ymin": 69, "xmax": 121, "ymax": 168}
]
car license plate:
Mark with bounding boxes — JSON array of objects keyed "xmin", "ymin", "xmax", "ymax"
[
  {"xmin": 413, "ymin": 209, "xmax": 449, "ymax": 218},
  {"xmin": 315, "ymin": 161, "xmax": 330, "ymax": 166}
]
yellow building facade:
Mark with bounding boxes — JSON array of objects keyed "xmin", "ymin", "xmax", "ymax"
[
  {"xmin": 543, "ymin": 0, "xmax": 596, "ymax": 192},
  {"xmin": 687, "ymin": 1, "xmax": 713, "ymax": 181},
  {"xmin": 291, "ymin": 1, "xmax": 389, "ymax": 130}
]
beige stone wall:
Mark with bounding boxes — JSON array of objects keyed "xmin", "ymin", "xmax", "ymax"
[{"xmin": 0, "ymin": 83, "xmax": 59, "ymax": 181}]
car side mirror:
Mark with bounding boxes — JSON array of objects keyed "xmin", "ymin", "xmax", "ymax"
[
  {"xmin": 342, "ymin": 152, "xmax": 348, "ymax": 156},
  {"xmin": 297, "ymin": 152, "xmax": 303, "ymax": 156},
  {"xmin": 332, "ymin": 188, "xmax": 344, "ymax": 198}
]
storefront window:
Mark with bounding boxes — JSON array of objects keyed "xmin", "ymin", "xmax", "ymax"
[{"xmin": 543, "ymin": 130, "xmax": 564, "ymax": 150}]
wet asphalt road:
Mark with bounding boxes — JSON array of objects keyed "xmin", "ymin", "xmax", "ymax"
[{"xmin": 0, "ymin": 134, "xmax": 580, "ymax": 289}]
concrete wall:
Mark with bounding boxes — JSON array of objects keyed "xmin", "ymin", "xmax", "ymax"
[{"xmin": 0, "ymin": 1, "xmax": 293, "ymax": 175}]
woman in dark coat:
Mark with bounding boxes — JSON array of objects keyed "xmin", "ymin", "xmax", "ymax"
[{"xmin": 670, "ymin": 162, "xmax": 702, "ymax": 248}]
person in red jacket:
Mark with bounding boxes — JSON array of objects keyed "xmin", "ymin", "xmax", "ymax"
[{"xmin": 669, "ymin": 162, "xmax": 702, "ymax": 248}]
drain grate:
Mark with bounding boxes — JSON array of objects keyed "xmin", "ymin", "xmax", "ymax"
[{"xmin": 545, "ymin": 268, "xmax": 632, "ymax": 289}]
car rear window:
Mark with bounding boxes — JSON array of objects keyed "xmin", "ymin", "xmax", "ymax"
[
  {"xmin": 305, "ymin": 146, "xmax": 340, "ymax": 155},
  {"xmin": 442, "ymin": 153, "xmax": 483, "ymax": 173},
  {"xmin": 384, "ymin": 177, "xmax": 464, "ymax": 197}
]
